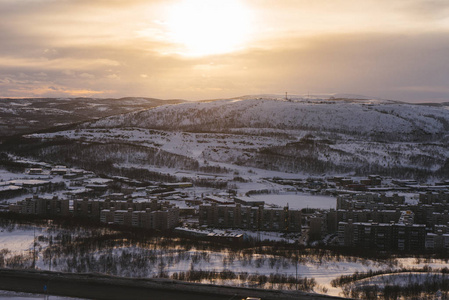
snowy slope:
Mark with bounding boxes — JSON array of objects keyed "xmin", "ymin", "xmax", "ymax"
[
  {"xmin": 0, "ymin": 97, "xmax": 184, "ymax": 137},
  {"xmin": 89, "ymin": 96, "xmax": 449, "ymax": 137},
  {"xmin": 24, "ymin": 96, "xmax": 449, "ymax": 179}
]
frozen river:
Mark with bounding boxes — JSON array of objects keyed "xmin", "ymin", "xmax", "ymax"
[{"xmin": 250, "ymin": 192, "xmax": 336, "ymax": 210}]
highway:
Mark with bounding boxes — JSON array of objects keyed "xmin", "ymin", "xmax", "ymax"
[{"xmin": 0, "ymin": 269, "xmax": 347, "ymax": 300}]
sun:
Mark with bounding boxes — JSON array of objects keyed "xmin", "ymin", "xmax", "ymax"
[{"xmin": 166, "ymin": 0, "xmax": 253, "ymax": 56}]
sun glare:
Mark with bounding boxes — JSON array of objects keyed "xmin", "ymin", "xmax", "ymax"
[{"xmin": 166, "ymin": 0, "xmax": 253, "ymax": 56}]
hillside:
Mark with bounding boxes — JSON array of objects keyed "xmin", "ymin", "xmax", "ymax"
[
  {"xmin": 89, "ymin": 96, "xmax": 449, "ymax": 139},
  {"xmin": 10, "ymin": 95, "xmax": 449, "ymax": 180},
  {"xmin": 0, "ymin": 97, "xmax": 184, "ymax": 138}
]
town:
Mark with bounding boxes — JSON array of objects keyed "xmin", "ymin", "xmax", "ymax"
[{"xmin": 2, "ymin": 157, "xmax": 449, "ymax": 254}]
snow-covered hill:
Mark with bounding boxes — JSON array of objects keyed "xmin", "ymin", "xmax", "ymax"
[
  {"xmin": 90, "ymin": 96, "xmax": 449, "ymax": 138},
  {"xmin": 0, "ymin": 97, "xmax": 184, "ymax": 137},
  {"xmin": 23, "ymin": 96, "xmax": 449, "ymax": 179}
]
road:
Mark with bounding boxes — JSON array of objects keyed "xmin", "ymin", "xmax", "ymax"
[{"xmin": 0, "ymin": 269, "xmax": 347, "ymax": 300}]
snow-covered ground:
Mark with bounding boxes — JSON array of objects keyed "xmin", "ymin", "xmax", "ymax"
[
  {"xmin": 24, "ymin": 96, "xmax": 449, "ymax": 181},
  {"xmin": 0, "ymin": 227, "xmax": 37, "ymax": 254},
  {"xmin": 354, "ymin": 272, "xmax": 449, "ymax": 288},
  {"xmin": 2, "ymin": 96, "xmax": 448, "ymax": 299},
  {"xmin": 0, "ymin": 167, "xmax": 74, "ymax": 205},
  {"xmin": 0, "ymin": 290, "xmax": 84, "ymax": 300},
  {"xmin": 250, "ymin": 193, "xmax": 336, "ymax": 210},
  {"xmin": 3, "ymin": 225, "xmax": 448, "ymax": 298},
  {"xmin": 29, "ymin": 125, "xmax": 449, "ymax": 176},
  {"xmin": 89, "ymin": 97, "xmax": 449, "ymax": 136}
]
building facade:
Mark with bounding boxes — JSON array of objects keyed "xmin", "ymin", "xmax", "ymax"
[{"xmin": 199, "ymin": 203, "xmax": 301, "ymax": 232}]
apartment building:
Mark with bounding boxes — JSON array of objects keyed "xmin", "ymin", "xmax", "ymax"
[
  {"xmin": 199, "ymin": 203, "xmax": 301, "ymax": 232},
  {"xmin": 101, "ymin": 206, "xmax": 179, "ymax": 230},
  {"xmin": 338, "ymin": 221, "xmax": 426, "ymax": 251},
  {"xmin": 9, "ymin": 195, "xmax": 70, "ymax": 216},
  {"xmin": 73, "ymin": 198, "xmax": 159, "ymax": 219},
  {"xmin": 336, "ymin": 209, "xmax": 401, "ymax": 224},
  {"xmin": 10, "ymin": 195, "xmax": 179, "ymax": 230}
]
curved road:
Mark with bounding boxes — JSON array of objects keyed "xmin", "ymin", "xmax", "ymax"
[{"xmin": 0, "ymin": 269, "xmax": 348, "ymax": 300}]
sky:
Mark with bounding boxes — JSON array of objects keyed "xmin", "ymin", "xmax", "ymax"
[{"xmin": 1, "ymin": 0, "xmax": 449, "ymax": 102}]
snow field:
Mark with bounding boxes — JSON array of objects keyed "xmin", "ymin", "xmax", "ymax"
[
  {"xmin": 2, "ymin": 225, "xmax": 437, "ymax": 297},
  {"xmin": 249, "ymin": 193, "xmax": 336, "ymax": 210}
]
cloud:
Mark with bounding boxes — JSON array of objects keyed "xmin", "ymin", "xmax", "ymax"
[
  {"xmin": 400, "ymin": 0, "xmax": 449, "ymax": 21},
  {"xmin": 1, "ymin": 0, "xmax": 449, "ymax": 101},
  {"xmin": 62, "ymin": 70, "xmax": 75, "ymax": 76},
  {"xmin": 218, "ymin": 31, "xmax": 449, "ymax": 102},
  {"xmin": 79, "ymin": 73, "xmax": 95, "ymax": 79},
  {"xmin": 4, "ymin": 85, "xmax": 107, "ymax": 98},
  {"xmin": 396, "ymin": 86, "xmax": 449, "ymax": 93},
  {"xmin": 2, "ymin": 31, "xmax": 449, "ymax": 102},
  {"xmin": 107, "ymin": 74, "xmax": 120, "ymax": 79}
]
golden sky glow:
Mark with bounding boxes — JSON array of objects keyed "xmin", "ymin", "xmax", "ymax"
[
  {"xmin": 1, "ymin": 0, "xmax": 449, "ymax": 101},
  {"xmin": 163, "ymin": 0, "xmax": 253, "ymax": 56}
]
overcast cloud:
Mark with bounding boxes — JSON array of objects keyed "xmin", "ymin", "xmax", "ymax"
[{"xmin": 0, "ymin": 0, "xmax": 448, "ymax": 102}]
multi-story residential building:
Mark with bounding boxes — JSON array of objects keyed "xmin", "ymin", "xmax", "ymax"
[
  {"xmin": 73, "ymin": 198, "xmax": 159, "ymax": 219},
  {"xmin": 326, "ymin": 209, "xmax": 338, "ymax": 233},
  {"xmin": 425, "ymin": 232, "xmax": 449, "ymax": 252},
  {"xmin": 419, "ymin": 192, "xmax": 449, "ymax": 204},
  {"xmin": 309, "ymin": 213, "xmax": 327, "ymax": 240},
  {"xmin": 240, "ymin": 205, "xmax": 260, "ymax": 230},
  {"xmin": 338, "ymin": 221, "xmax": 426, "ymax": 251},
  {"xmin": 432, "ymin": 212, "xmax": 449, "ymax": 227},
  {"xmin": 337, "ymin": 193, "xmax": 405, "ymax": 210},
  {"xmin": 10, "ymin": 195, "xmax": 179, "ymax": 230},
  {"xmin": 9, "ymin": 195, "xmax": 69, "ymax": 216},
  {"xmin": 336, "ymin": 209, "xmax": 402, "ymax": 223},
  {"xmin": 199, "ymin": 203, "xmax": 301, "ymax": 232},
  {"xmin": 101, "ymin": 206, "xmax": 179, "ymax": 230}
]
